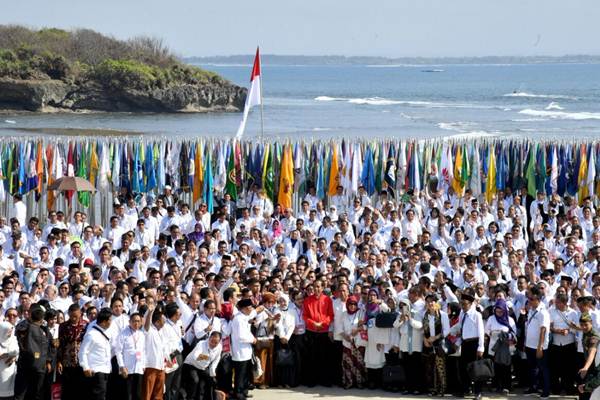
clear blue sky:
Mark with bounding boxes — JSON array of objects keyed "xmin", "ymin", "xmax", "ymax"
[{"xmin": 2, "ymin": 0, "xmax": 599, "ymax": 57}]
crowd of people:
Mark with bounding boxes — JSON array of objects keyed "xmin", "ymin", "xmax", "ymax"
[{"xmin": 1, "ymin": 182, "xmax": 600, "ymax": 400}]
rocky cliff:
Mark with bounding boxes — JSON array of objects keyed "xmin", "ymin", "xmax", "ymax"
[
  {"xmin": 0, "ymin": 77, "xmax": 246, "ymax": 113},
  {"xmin": 0, "ymin": 26, "xmax": 247, "ymax": 113}
]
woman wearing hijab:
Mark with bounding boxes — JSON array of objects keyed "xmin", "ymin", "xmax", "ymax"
[
  {"xmin": 187, "ymin": 223, "xmax": 204, "ymax": 244},
  {"xmin": 485, "ymin": 298, "xmax": 516, "ymax": 395},
  {"xmin": 341, "ymin": 296, "xmax": 366, "ymax": 389},
  {"xmin": 363, "ymin": 289, "xmax": 389, "ymax": 389},
  {"xmin": 273, "ymin": 294, "xmax": 296, "ymax": 388},
  {"xmin": 253, "ymin": 292, "xmax": 278, "ymax": 388},
  {"xmin": 422, "ymin": 294, "xmax": 450, "ymax": 396},
  {"xmin": 0, "ymin": 321, "xmax": 18, "ymax": 399}
]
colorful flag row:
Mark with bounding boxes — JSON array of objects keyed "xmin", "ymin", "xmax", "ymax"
[{"xmin": 0, "ymin": 138, "xmax": 598, "ymax": 210}]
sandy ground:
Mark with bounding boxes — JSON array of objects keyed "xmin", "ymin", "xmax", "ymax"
[{"xmin": 251, "ymin": 386, "xmax": 577, "ymax": 400}]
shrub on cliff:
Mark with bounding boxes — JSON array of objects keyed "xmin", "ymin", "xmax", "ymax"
[{"xmin": 0, "ymin": 25, "xmax": 225, "ymax": 88}]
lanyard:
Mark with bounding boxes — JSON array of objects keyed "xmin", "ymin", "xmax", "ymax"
[{"xmin": 130, "ymin": 327, "xmax": 139, "ymax": 350}]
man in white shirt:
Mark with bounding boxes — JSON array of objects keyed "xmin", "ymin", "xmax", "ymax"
[
  {"xmin": 114, "ymin": 312, "xmax": 146, "ymax": 400},
  {"xmin": 162, "ymin": 303, "xmax": 184, "ymax": 400},
  {"xmin": 143, "ymin": 304, "xmax": 168, "ymax": 400},
  {"xmin": 182, "ymin": 332, "xmax": 223, "ymax": 400},
  {"xmin": 549, "ymin": 293, "xmax": 577, "ymax": 394},
  {"xmin": 12, "ymin": 194, "xmax": 27, "ymax": 227},
  {"xmin": 231, "ymin": 299, "xmax": 258, "ymax": 400},
  {"xmin": 453, "ymin": 292, "xmax": 484, "ymax": 399},
  {"xmin": 79, "ymin": 307, "xmax": 113, "ymax": 400},
  {"xmin": 524, "ymin": 286, "xmax": 551, "ymax": 399}
]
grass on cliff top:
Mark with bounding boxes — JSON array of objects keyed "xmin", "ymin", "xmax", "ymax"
[{"xmin": 0, "ymin": 25, "xmax": 224, "ymax": 89}]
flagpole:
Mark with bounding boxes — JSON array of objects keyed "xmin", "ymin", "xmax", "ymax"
[{"xmin": 259, "ymin": 47, "xmax": 265, "ymax": 141}]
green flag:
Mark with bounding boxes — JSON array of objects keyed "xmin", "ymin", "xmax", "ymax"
[
  {"xmin": 225, "ymin": 145, "xmax": 237, "ymax": 200},
  {"xmin": 526, "ymin": 144, "xmax": 537, "ymax": 196},
  {"xmin": 78, "ymin": 143, "xmax": 90, "ymax": 208},
  {"xmin": 536, "ymin": 146, "xmax": 546, "ymax": 194},
  {"xmin": 263, "ymin": 145, "xmax": 274, "ymax": 201}
]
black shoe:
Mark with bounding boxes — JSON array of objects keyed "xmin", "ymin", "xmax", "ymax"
[{"xmin": 525, "ymin": 388, "xmax": 538, "ymax": 395}]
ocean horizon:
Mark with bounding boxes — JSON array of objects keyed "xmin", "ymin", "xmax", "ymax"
[{"xmin": 2, "ymin": 63, "xmax": 600, "ymax": 139}]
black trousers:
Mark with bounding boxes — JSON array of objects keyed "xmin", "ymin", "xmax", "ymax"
[
  {"xmin": 215, "ymin": 354, "xmax": 233, "ymax": 393},
  {"xmin": 232, "ymin": 360, "xmax": 250, "ymax": 398},
  {"xmin": 550, "ymin": 343, "xmax": 576, "ymax": 394},
  {"xmin": 331, "ymin": 340, "xmax": 343, "ymax": 386},
  {"xmin": 164, "ymin": 353, "xmax": 183, "ymax": 400},
  {"xmin": 61, "ymin": 366, "xmax": 84, "ymax": 400},
  {"xmin": 459, "ymin": 339, "xmax": 481, "ymax": 395},
  {"xmin": 289, "ymin": 333, "xmax": 306, "ymax": 386},
  {"xmin": 182, "ymin": 364, "xmax": 215, "ymax": 400},
  {"xmin": 107, "ymin": 357, "xmax": 127, "ymax": 400},
  {"xmin": 125, "ymin": 373, "xmax": 143, "ymax": 400},
  {"xmin": 304, "ymin": 331, "xmax": 333, "ymax": 387},
  {"xmin": 88, "ymin": 372, "xmax": 109, "ymax": 400},
  {"xmin": 494, "ymin": 362, "xmax": 511, "ymax": 391},
  {"xmin": 401, "ymin": 351, "xmax": 424, "ymax": 392},
  {"xmin": 14, "ymin": 367, "xmax": 45, "ymax": 400}
]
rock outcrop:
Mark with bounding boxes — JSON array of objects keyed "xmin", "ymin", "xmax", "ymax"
[{"xmin": 0, "ymin": 78, "xmax": 246, "ymax": 113}]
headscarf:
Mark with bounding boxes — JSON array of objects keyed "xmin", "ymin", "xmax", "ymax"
[
  {"xmin": 493, "ymin": 299, "xmax": 512, "ymax": 331},
  {"xmin": 365, "ymin": 289, "xmax": 380, "ymax": 321},
  {"xmin": 271, "ymin": 221, "xmax": 283, "ymax": 238},
  {"xmin": 0, "ymin": 321, "xmax": 14, "ymax": 348},
  {"xmin": 187, "ymin": 223, "xmax": 204, "ymax": 242},
  {"xmin": 346, "ymin": 296, "xmax": 359, "ymax": 315}
]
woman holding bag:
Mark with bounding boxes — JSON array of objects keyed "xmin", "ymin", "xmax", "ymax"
[
  {"xmin": 422, "ymin": 294, "xmax": 450, "ymax": 397},
  {"xmin": 485, "ymin": 298, "xmax": 516, "ymax": 395}
]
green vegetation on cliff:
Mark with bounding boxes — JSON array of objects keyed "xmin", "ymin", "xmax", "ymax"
[{"xmin": 0, "ymin": 25, "xmax": 223, "ymax": 89}]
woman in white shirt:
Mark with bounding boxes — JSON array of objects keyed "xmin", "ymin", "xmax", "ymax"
[
  {"xmin": 0, "ymin": 321, "xmax": 18, "ymax": 398},
  {"xmin": 484, "ymin": 298, "xmax": 516, "ymax": 395},
  {"xmin": 341, "ymin": 296, "xmax": 366, "ymax": 389}
]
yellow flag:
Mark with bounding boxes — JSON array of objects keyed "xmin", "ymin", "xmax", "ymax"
[
  {"xmin": 89, "ymin": 142, "xmax": 99, "ymax": 185},
  {"xmin": 485, "ymin": 147, "xmax": 496, "ymax": 203},
  {"xmin": 328, "ymin": 144, "xmax": 340, "ymax": 196},
  {"xmin": 278, "ymin": 144, "xmax": 294, "ymax": 209},
  {"xmin": 193, "ymin": 142, "xmax": 203, "ymax": 206},
  {"xmin": 451, "ymin": 145, "xmax": 464, "ymax": 195},
  {"xmin": 578, "ymin": 145, "xmax": 588, "ymax": 204}
]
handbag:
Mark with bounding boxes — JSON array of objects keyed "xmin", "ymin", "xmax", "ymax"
[
  {"xmin": 382, "ymin": 364, "xmax": 406, "ymax": 385},
  {"xmin": 275, "ymin": 348, "xmax": 294, "ymax": 368},
  {"xmin": 492, "ymin": 332, "xmax": 512, "ymax": 366},
  {"xmin": 375, "ymin": 312, "xmax": 398, "ymax": 328},
  {"xmin": 251, "ymin": 353, "xmax": 263, "ymax": 380},
  {"xmin": 467, "ymin": 358, "xmax": 495, "ymax": 382}
]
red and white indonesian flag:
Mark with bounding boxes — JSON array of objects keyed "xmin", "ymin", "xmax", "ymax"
[{"xmin": 236, "ymin": 47, "xmax": 262, "ymax": 139}]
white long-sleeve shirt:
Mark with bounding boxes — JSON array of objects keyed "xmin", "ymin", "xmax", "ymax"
[
  {"xmin": 183, "ymin": 339, "xmax": 222, "ymax": 377},
  {"xmin": 230, "ymin": 311, "xmax": 256, "ymax": 362},
  {"xmin": 454, "ymin": 305, "xmax": 485, "ymax": 353},
  {"xmin": 79, "ymin": 325, "xmax": 112, "ymax": 374},
  {"xmin": 114, "ymin": 327, "xmax": 146, "ymax": 374}
]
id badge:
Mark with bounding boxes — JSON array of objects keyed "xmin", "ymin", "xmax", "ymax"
[
  {"xmin": 34, "ymin": 352, "xmax": 40, "ymax": 359},
  {"xmin": 135, "ymin": 351, "xmax": 142, "ymax": 361}
]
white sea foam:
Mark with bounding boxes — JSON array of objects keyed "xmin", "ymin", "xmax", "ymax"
[
  {"xmin": 545, "ymin": 102, "xmax": 564, "ymax": 110},
  {"xmin": 4, "ymin": 120, "xmax": 16, "ymax": 124},
  {"xmin": 312, "ymin": 127, "xmax": 333, "ymax": 132},
  {"xmin": 511, "ymin": 118, "xmax": 550, "ymax": 122},
  {"xmin": 314, "ymin": 96, "xmax": 345, "ymax": 102},
  {"xmin": 518, "ymin": 109, "xmax": 600, "ymax": 120},
  {"xmin": 504, "ymin": 92, "xmax": 578, "ymax": 100},
  {"xmin": 314, "ymin": 95, "xmax": 493, "ymax": 109}
]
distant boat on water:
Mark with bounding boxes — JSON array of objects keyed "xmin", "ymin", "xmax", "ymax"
[{"xmin": 421, "ymin": 69, "xmax": 445, "ymax": 73}]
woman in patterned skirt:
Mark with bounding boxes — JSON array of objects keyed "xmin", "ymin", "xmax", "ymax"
[{"xmin": 341, "ymin": 296, "xmax": 367, "ymax": 389}]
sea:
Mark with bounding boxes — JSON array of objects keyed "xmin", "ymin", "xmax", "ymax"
[{"xmin": 2, "ymin": 63, "xmax": 600, "ymax": 140}]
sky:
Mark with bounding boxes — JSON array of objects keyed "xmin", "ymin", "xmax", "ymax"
[{"xmin": 2, "ymin": 0, "xmax": 600, "ymax": 57}]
